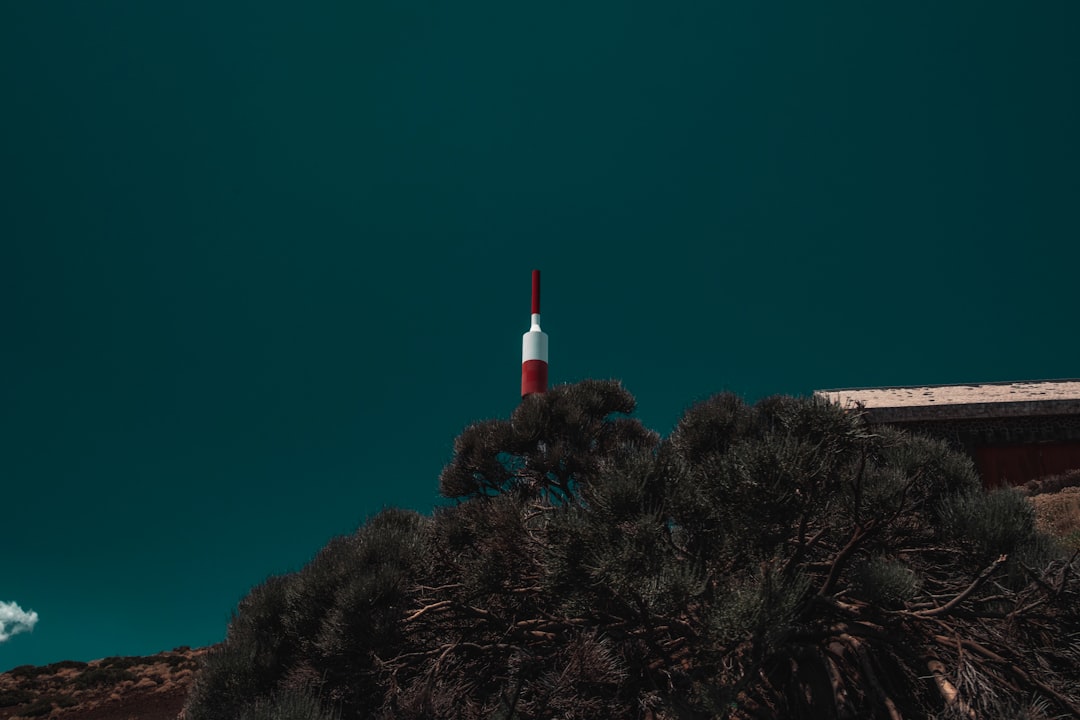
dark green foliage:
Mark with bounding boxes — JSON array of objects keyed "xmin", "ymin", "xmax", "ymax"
[
  {"xmin": 19, "ymin": 697, "xmax": 56, "ymax": 717},
  {"xmin": 938, "ymin": 487, "xmax": 1037, "ymax": 559},
  {"xmin": 19, "ymin": 694, "xmax": 76, "ymax": 716},
  {"xmin": 705, "ymin": 566, "xmax": 813, "ymax": 650},
  {"xmin": 667, "ymin": 391, "xmax": 747, "ymax": 462},
  {"xmin": 54, "ymin": 693, "xmax": 77, "ymax": 707},
  {"xmin": 184, "ymin": 381, "xmax": 1080, "ymax": 720},
  {"xmin": 165, "ymin": 653, "xmax": 199, "ymax": 668},
  {"xmin": 238, "ymin": 687, "xmax": 342, "ymax": 720},
  {"xmin": 0, "ymin": 689, "xmax": 33, "ymax": 707},
  {"xmin": 184, "ymin": 508, "xmax": 427, "ymax": 720},
  {"xmin": 185, "ymin": 634, "xmax": 280, "ymax": 720},
  {"xmin": 72, "ymin": 666, "xmax": 136, "ymax": 689},
  {"xmin": 851, "ymin": 556, "xmax": 919, "ymax": 608},
  {"xmin": 1064, "ymin": 529, "xmax": 1080, "ymax": 551},
  {"xmin": 99, "ymin": 655, "xmax": 141, "ymax": 669},
  {"xmin": 7, "ymin": 664, "xmax": 48, "ymax": 680},
  {"xmin": 439, "ymin": 379, "xmax": 655, "ymax": 501},
  {"xmin": 45, "ymin": 659, "xmax": 88, "ymax": 671}
]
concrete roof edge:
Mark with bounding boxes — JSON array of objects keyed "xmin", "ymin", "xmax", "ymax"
[{"xmin": 815, "ymin": 378, "xmax": 1080, "ymax": 393}]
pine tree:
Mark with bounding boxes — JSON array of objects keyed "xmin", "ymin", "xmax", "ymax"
[{"xmin": 183, "ymin": 381, "xmax": 1080, "ymax": 719}]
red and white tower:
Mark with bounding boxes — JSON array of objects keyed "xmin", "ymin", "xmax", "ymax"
[{"xmin": 521, "ymin": 269, "xmax": 548, "ymax": 397}]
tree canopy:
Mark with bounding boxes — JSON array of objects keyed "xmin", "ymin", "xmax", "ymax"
[{"xmin": 184, "ymin": 380, "xmax": 1080, "ymax": 720}]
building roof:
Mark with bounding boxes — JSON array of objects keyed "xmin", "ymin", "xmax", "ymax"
[{"xmin": 814, "ymin": 379, "xmax": 1080, "ymax": 423}]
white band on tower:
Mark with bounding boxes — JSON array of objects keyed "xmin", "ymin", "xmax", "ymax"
[{"xmin": 521, "ymin": 270, "xmax": 549, "ymax": 397}]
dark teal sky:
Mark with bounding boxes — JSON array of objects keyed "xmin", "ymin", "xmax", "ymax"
[{"xmin": 2, "ymin": 2, "xmax": 1078, "ymax": 671}]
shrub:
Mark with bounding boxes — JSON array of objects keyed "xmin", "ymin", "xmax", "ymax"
[
  {"xmin": 184, "ymin": 510, "xmax": 428, "ymax": 720},
  {"xmin": 183, "ymin": 634, "xmax": 283, "ymax": 720},
  {"xmin": 99, "ymin": 655, "xmax": 140, "ymax": 669},
  {"xmin": 938, "ymin": 487, "xmax": 1037, "ymax": 559},
  {"xmin": 0, "ymin": 688, "xmax": 33, "ymax": 707},
  {"xmin": 54, "ymin": 693, "xmax": 77, "ymax": 708},
  {"xmin": 20, "ymin": 698, "xmax": 54, "ymax": 717},
  {"xmin": 19, "ymin": 695, "xmax": 75, "ymax": 717},
  {"xmin": 45, "ymin": 659, "xmax": 88, "ymax": 672},
  {"xmin": 851, "ymin": 555, "xmax": 919, "ymax": 608},
  {"xmin": 165, "ymin": 653, "xmax": 199, "ymax": 668},
  {"xmin": 1064, "ymin": 529, "xmax": 1080, "ymax": 552},
  {"xmin": 238, "ymin": 687, "xmax": 341, "ymax": 720},
  {"xmin": 7, "ymin": 664, "xmax": 48, "ymax": 680},
  {"xmin": 73, "ymin": 666, "xmax": 136, "ymax": 689},
  {"xmin": 181, "ymin": 382, "xmax": 1080, "ymax": 720}
]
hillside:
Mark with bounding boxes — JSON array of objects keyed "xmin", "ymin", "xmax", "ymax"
[{"xmin": 0, "ymin": 646, "xmax": 216, "ymax": 720}]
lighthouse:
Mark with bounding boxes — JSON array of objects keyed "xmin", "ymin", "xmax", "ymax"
[{"xmin": 521, "ymin": 269, "xmax": 548, "ymax": 397}]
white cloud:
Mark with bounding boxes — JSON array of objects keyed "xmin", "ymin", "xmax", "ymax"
[{"xmin": 0, "ymin": 601, "xmax": 39, "ymax": 643}]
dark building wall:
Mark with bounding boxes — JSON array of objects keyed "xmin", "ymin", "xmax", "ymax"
[
  {"xmin": 874, "ymin": 413, "xmax": 1080, "ymax": 488},
  {"xmin": 974, "ymin": 443, "xmax": 1080, "ymax": 488}
]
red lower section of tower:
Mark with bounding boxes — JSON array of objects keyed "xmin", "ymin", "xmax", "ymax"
[{"xmin": 521, "ymin": 360, "xmax": 548, "ymax": 397}]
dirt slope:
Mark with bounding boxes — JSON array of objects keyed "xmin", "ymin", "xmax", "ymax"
[{"xmin": 0, "ymin": 645, "xmax": 218, "ymax": 720}]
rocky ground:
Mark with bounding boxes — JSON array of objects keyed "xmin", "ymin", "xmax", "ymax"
[{"xmin": 0, "ymin": 645, "xmax": 218, "ymax": 720}]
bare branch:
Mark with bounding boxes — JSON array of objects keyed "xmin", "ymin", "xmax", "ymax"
[
  {"xmin": 914, "ymin": 554, "xmax": 1007, "ymax": 618},
  {"xmin": 404, "ymin": 600, "xmax": 453, "ymax": 623}
]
